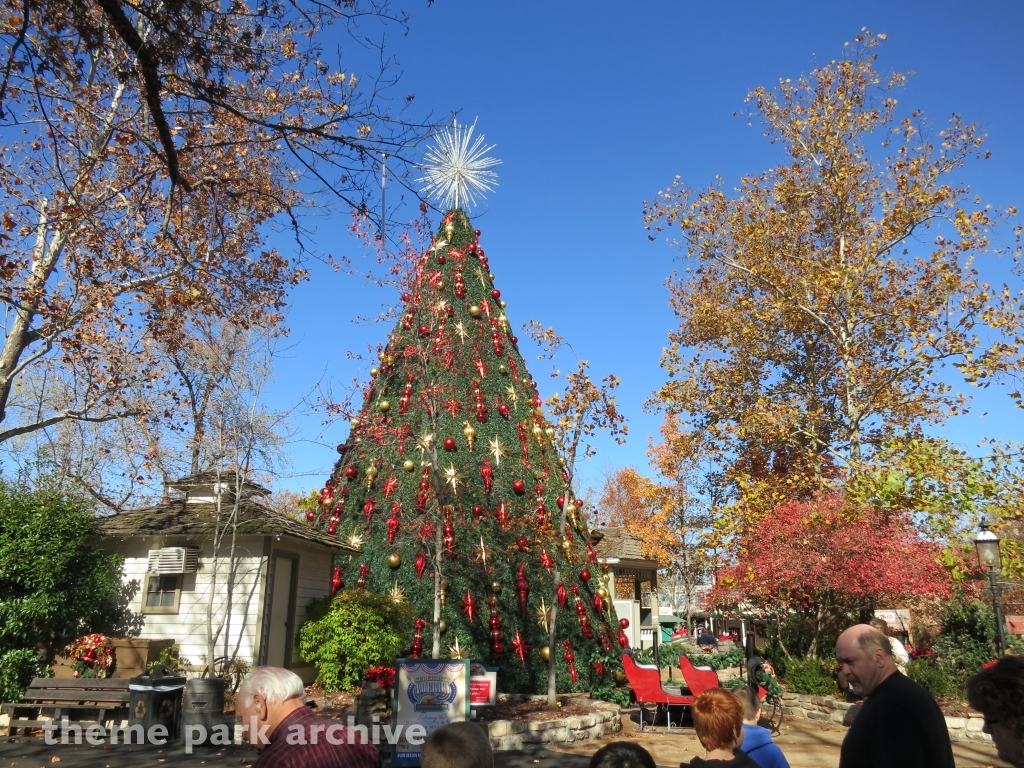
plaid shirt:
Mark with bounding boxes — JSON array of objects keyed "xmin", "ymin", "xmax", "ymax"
[{"xmin": 253, "ymin": 706, "xmax": 382, "ymax": 768}]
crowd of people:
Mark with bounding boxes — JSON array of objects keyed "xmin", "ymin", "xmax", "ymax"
[{"xmin": 229, "ymin": 624, "xmax": 1024, "ymax": 768}]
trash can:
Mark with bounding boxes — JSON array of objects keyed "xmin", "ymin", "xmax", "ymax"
[
  {"xmin": 129, "ymin": 665, "xmax": 186, "ymax": 739},
  {"xmin": 181, "ymin": 678, "xmax": 227, "ymax": 746}
]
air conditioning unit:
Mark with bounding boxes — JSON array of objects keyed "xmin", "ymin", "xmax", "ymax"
[{"xmin": 147, "ymin": 547, "xmax": 200, "ymax": 574}]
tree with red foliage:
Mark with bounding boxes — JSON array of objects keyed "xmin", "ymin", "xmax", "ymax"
[{"xmin": 708, "ymin": 494, "xmax": 952, "ymax": 656}]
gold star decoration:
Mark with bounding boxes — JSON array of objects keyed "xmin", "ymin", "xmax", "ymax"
[
  {"xmin": 348, "ymin": 533, "xmax": 364, "ymax": 549},
  {"xmin": 389, "ymin": 581, "xmax": 405, "ymax": 604},
  {"xmin": 417, "ymin": 431, "xmax": 435, "ymax": 455},
  {"xmin": 431, "ymin": 238, "xmax": 448, "ymax": 252},
  {"xmin": 443, "ymin": 464, "xmax": 464, "ymax": 492},
  {"xmin": 448, "ymin": 637, "xmax": 468, "ymax": 659},
  {"xmin": 488, "ymin": 436, "xmax": 506, "ymax": 466},
  {"xmin": 435, "ymin": 298, "xmax": 449, "ymax": 314},
  {"xmin": 475, "ymin": 267, "xmax": 488, "ymax": 288},
  {"xmin": 477, "ymin": 536, "xmax": 492, "ymax": 566},
  {"xmin": 536, "ymin": 598, "xmax": 551, "ymax": 633},
  {"xmin": 455, "ymin": 321, "xmax": 466, "ymax": 343},
  {"xmin": 505, "ymin": 385, "xmax": 518, "ymax": 404}
]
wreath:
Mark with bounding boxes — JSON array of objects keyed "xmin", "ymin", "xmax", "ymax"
[
  {"xmin": 753, "ymin": 660, "xmax": 783, "ymax": 699},
  {"xmin": 66, "ymin": 634, "xmax": 115, "ymax": 679}
]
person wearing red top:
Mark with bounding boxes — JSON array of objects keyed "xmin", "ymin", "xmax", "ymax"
[{"xmin": 236, "ymin": 667, "xmax": 381, "ymax": 768}]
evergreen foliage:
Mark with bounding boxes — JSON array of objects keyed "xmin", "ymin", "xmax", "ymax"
[{"xmin": 312, "ymin": 210, "xmax": 620, "ymax": 694}]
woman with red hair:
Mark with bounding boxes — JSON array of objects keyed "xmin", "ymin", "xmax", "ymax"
[{"xmin": 681, "ymin": 689, "xmax": 759, "ymax": 767}]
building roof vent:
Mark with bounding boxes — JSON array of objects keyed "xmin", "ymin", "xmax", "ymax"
[{"xmin": 147, "ymin": 547, "xmax": 199, "ymax": 574}]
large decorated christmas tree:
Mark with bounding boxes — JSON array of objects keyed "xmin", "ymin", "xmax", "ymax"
[{"xmin": 309, "ymin": 125, "xmax": 624, "ymax": 694}]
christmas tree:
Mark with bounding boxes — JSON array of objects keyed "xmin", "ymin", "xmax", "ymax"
[{"xmin": 310, "ymin": 200, "xmax": 625, "ymax": 693}]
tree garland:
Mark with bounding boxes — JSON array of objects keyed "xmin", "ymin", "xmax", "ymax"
[{"xmin": 66, "ymin": 634, "xmax": 114, "ymax": 678}]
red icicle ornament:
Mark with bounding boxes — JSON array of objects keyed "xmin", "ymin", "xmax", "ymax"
[
  {"xmin": 357, "ymin": 563, "xmax": 369, "ymax": 589},
  {"xmin": 515, "ymin": 563, "xmax": 530, "ymax": 618},
  {"xmin": 387, "ymin": 503, "xmax": 401, "ymax": 544},
  {"xmin": 539, "ymin": 548, "xmax": 554, "ymax": 574},
  {"xmin": 363, "ymin": 497, "xmax": 376, "ymax": 526},
  {"xmin": 331, "ymin": 566, "xmax": 342, "ymax": 595},
  {"xmin": 414, "ymin": 552, "xmax": 428, "ymax": 580},
  {"xmin": 481, "ymin": 457, "xmax": 494, "ymax": 492},
  {"xmin": 557, "ymin": 581, "xmax": 568, "ymax": 609},
  {"xmin": 562, "ymin": 640, "xmax": 577, "ymax": 683}
]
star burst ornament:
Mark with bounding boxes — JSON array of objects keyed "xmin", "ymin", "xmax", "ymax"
[
  {"xmin": 443, "ymin": 464, "xmax": 465, "ymax": 492},
  {"xmin": 418, "ymin": 119, "xmax": 501, "ymax": 210},
  {"xmin": 389, "ymin": 581, "xmax": 405, "ymax": 604},
  {"xmin": 488, "ymin": 436, "xmax": 506, "ymax": 466},
  {"xmin": 448, "ymin": 637, "xmax": 468, "ymax": 659}
]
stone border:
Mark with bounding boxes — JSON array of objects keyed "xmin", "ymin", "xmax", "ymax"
[
  {"xmin": 780, "ymin": 692, "xmax": 990, "ymax": 743},
  {"xmin": 482, "ymin": 698, "xmax": 622, "ymax": 751}
]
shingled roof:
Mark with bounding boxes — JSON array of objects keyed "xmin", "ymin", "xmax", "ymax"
[
  {"xmin": 591, "ymin": 527, "xmax": 646, "ymax": 561},
  {"xmin": 95, "ymin": 498, "xmax": 358, "ymax": 553}
]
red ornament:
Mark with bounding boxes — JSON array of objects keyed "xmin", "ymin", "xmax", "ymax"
[
  {"xmin": 496, "ymin": 500, "xmax": 510, "ymax": 530},
  {"xmin": 331, "ymin": 566, "xmax": 342, "ymax": 594},
  {"xmin": 401, "ymin": 292, "xmax": 411, "ymax": 302},
  {"xmin": 472, "ymin": 504, "xmax": 484, "ymax": 520},
  {"xmin": 593, "ymin": 594, "xmax": 605, "ymax": 617},
  {"xmin": 437, "ymin": 254, "xmax": 446, "ymax": 264},
  {"xmin": 562, "ymin": 640, "xmax": 577, "ymax": 683},
  {"xmin": 415, "ymin": 552, "xmax": 427, "ymax": 579},
  {"xmin": 619, "ymin": 618, "xmax": 630, "ymax": 629},
  {"xmin": 345, "ymin": 465, "xmax": 358, "ymax": 480},
  {"xmin": 461, "ymin": 590, "xmax": 480, "ymax": 623},
  {"xmin": 512, "ymin": 479, "xmax": 526, "ymax": 495},
  {"xmin": 517, "ymin": 424, "xmax": 529, "ymax": 458},
  {"xmin": 387, "ymin": 503, "xmax": 401, "ymax": 544},
  {"xmin": 357, "ymin": 563, "xmax": 369, "ymax": 589},
  {"xmin": 618, "ymin": 630, "xmax": 630, "ymax": 648},
  {"xmin": 515, "ymin": 563, "xmax": 530, "ymax": 617},
  {"xmin": 586, "ymin": 544, "xmax": 598, "ymax": 565},
  {"xmin": 418, "ymin": 324, "xmax": 430, "ymax": 338},
  {"xmin": 306, "ymin": 510, "xmax": 316, "ymax": 522},
  {"xmin": 491, "ymin": 289, "xmax": 501, "ymax": 300},
  {"xmin": 580, "ymin": 568, "xmax": 591, "ymax": 583},
  {"xmin": 362, "ymin": 497, "xmax": 376, "ymax": 525},
  {"xmin": 511, "ymin": 630, "xmax": 529, "ymax": 664},
  {"xmin": 337, "ymin": 444, "xmax": 346, "ymax": 454},
  {"xmin": 383, "ymin": 475, "xmax": 399, "ymax": 500},
  {"xmin": 539, "ymin": 548, "xmax": 554, "ymax": 573},
  {"xmin": 515, "ymin": 536, "xmax": 530, "ymax": 550},
  {"xmin": 498, "ymin": 402, "xmax": 510, "ymax": 419},
  {"xmin": 327, "ymin": 520, "xmax": 338, "ymax": 535},
  {"xmin": 443, "ymin": 437, "xmax": 457, "ymax": 452},
  {"xmin": 556, "ymin": 495, "xmax": 565, "ymax": 509},
  {"xmin": 557, "ymin": 582, "xmax": 568, "ymax": 609},
  {"xmin": 593, "ymin": 660, "xmax": 606, "ymax": 678},
  {"xmin": 481, "ymin": 458, "xmax": 494, "ymax": 493}
]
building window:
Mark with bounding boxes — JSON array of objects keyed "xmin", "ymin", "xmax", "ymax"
[{"xmin": 143, "ymin": 573, "xmax": 182, "ymax": 614}]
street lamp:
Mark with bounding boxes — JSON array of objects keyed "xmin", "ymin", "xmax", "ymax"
[{"xmin": 975, "ymin": 517, "xmax": 1007, "ymax": 655}]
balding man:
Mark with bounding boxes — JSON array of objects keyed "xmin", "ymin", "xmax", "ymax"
[
  {"xmin": 836, "ymin": 624, "xmax": 954, "ymax": 768},
  {"xmin": 236, "ymin": 667, "xmax": 380, "ymax": 768}
]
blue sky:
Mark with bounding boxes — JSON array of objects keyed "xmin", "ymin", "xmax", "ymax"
[{"xmin": 264, "ymin": 1, "xmax": 1024, "ymax": 497}]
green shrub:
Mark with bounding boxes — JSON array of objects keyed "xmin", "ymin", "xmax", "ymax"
[
  {"xmin": 0, "ymin": 649, "xmax": 47, "ymax": 702},
  {"xmin": 297, "ymin": 589, "xmax": 413, "ymax": 692},
  {"xmin": 781, "ymin": 657, "xmax": 835, "ymax": 695},
  {"xmin": 930, "ymin": 595, "xmax": 999, "ymax": 696},
  {"xmin": 907, "ymin": 658, "xmax": 954, "ymax": 698}
]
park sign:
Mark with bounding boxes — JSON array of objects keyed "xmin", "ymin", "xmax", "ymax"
[
  {"xmin": 873, "ymin": 609, "xmax": 911, "ymax": 631},
  {"xmin": 392, "ymin": 659, "xmax": 470, "ymax": 766},
  {"xmin": 1006, "ymin": 616, "xmax": 1024, "ymax": 635},
  {"xmin": 469, "ymin": 662, "xmax": 498, "ymax": 707}
]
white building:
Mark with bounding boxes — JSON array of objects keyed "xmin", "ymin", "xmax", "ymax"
[{"xmin": 96, "ymin": 472, "xmax": 357, "ymax": 683}]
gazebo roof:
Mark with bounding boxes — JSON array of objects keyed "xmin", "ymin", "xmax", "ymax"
[{"xmin": 590, "ymin": 526, "xmax": 661, "ymax": 571}]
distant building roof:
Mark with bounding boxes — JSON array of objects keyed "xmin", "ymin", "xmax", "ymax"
[
  {"xmin": 165, "ymin": 469, "xmax": 271, "ymax": 499},
  {"xmin": 96, "ymin": 498, "xmax": 357, "ymax": 552},
  {"xmin": 591, "ymin": 527, "xmax": 661, "ymax": 570}
]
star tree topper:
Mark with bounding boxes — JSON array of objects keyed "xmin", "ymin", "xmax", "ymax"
[{"xmin": 418, "ymin": 118, "xmax": 501, "ymax": 210}]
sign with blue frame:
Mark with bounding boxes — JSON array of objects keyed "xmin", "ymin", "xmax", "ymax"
[{"xmin": 392, "ymin": 659, "xmax": 470, "ymax": 767}]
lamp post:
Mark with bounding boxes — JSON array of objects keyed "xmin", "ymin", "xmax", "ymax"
[{"xmin": 975, "ymin": 518, "xmax": 1007, "ymax": 655}]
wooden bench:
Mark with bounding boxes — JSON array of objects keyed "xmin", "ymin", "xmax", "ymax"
[{"xmin": 0, "ymin": 678, "xmax": 130, "ymax": 736}]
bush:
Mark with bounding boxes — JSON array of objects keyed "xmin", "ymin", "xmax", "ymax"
[
  {"xmin": 0, "ymin": 481, "xmax": 131, "ymax": 665},
  {"xmin": 297, "ymin": 589, "xmax": 413, "ymax": 692},
  {"xmin": 907, "ymin": 658, "xmax": 954, "ymax": 698},
  {"xmin": 0, "ymin": 649, "xmax": 47, "ymax": 702},
  {"xmin": 781, "ymin": 657, "xmax": 836, "ymax": 695},
  {"xmin": 930, "ymin": 595, "xmax": 999, "ymax": 696}
]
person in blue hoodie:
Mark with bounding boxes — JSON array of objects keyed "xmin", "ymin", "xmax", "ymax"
[{"xmin": 731, "ymin": 686, "xmax": 790, "ymax": 768}]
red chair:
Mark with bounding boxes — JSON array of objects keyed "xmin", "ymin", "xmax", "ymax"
[
  {"xmin": 621, "ymin": 653, "xmax": 694, "ymax": 730},
  {"xmin": 679, "ymin": 655, "xmax": 721, "ymax": 695}
]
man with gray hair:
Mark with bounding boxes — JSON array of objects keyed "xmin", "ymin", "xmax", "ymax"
[
  {"xmin": 236, "ymin": 667, "xmax": 380, "ymax": 768},
  {"xmin": 836, "ymin": 624, "xmax": 953, "ymax": 768}
]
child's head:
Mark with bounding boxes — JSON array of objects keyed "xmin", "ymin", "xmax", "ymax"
[
  {"xmin": 731, "ymin": 685, "xmax": 762, "ymax": 724},
  {"xmin": 589, "ymin": 741, "xmax": 656, "ymax": 768},
  {"xmin": 692, "ymin": 688, "xmax": 744, "ymax": 752}
]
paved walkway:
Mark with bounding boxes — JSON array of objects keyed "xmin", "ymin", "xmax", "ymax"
[{"xmin": 0, "ymin": 717, "xmax": 1009, "ymax": 768}]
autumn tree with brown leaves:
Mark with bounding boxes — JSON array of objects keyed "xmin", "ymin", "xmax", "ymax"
[
  {"xmin": 644, "ymin": 31, "xmax": 1022, "ymax": 524},
  {"xmin": 0, "ymin": 1, "xmax": 433, "ymax": 495}
]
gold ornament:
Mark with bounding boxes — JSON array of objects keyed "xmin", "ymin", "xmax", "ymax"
[
  {"xmin": 468, "ymin": 305, "xmax": 482, "ymax": 318},
  {"xmin": 488, "ymin": 273, "xmax": 495, "ymax": 280},
  {"xmin": 365, "ymin": 464, "xmax": 378, "ymax": 490},
  {"xmin": 445, "ymin": 222, "xmax": 455, "ymax": 237},
  {"xmin": 532, "ymin": 424, "xmax": 543, "ymax": 437},
  {"xmin": 490, "ymin": 581, "xmax": 502, "ymax": 594},
  {"xmin": 597, "ymin": 586, "xmax": 609, "ymax": 599},
  {"xmin": 536, "ymin": 598, "xmax": 551, "ymax": 632},
  {"xmin": 370, "ymin": 367, "xmax": 379, "ymax": 377},
  {"xmin": 387, "ymin": 552, "xmax": 401, "ymax": 569},
  {"xmin": 488, "ymin": 437, "xmax": 506, "ymax": 466},
  {"xmin": 403, "ymin": 459, "xmax": 416, "ymax": 472},
  {"xmin": 379, "ymin": 400, "xmax": 391, "ymax": 412},
  {"xmin": 500, "ymin": 300, "xmax": 507, "ymax": 308},
  {"xmin": 350, "ymin": 417, "xmax": 360, "ymax": 428},
  {"xmin": 440, "ymin": 577, "xmax": 450, "ymax": 591},
  {"xmin": 562, "ymin": 539, "xmax": 572, "ymax": 553},
  {"xmin": 614, "ymin": 670, "xmax": 626, "ymax": 684},
  {"xmin": 385, "ymin": 355, "xmax": 396, "ymax": 366},
  {"xmin": 439, "ymin": 620, "xmax": 447, "ymax": 634},
  {"xmin": 498, "ymin": 364, "xmax": 508, "ymax": 374},
  {"xmin": 539, "ymin": 646, "xmax": 551, "ymax": 661},
  {"xmin": 498, "ymin": 313, "xmax": 510, "ymax": 331},
  {"xmin": 448, "ymin": 637, "xmax": 468, "ymax": 659},
  {"xmin": 443, "ymin": 464, "xmax": 464, "ymax": 492},
  {"xmin": 463, "ymin": 421, "xmax": 476, "ymax": 450},
  {"xmin": 544, "ymin": 427, "xmax": 554, "ymax": 439},
  {"xmin": 389, "ymin": 582, "xmax": 405, "ymax": 604}
]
